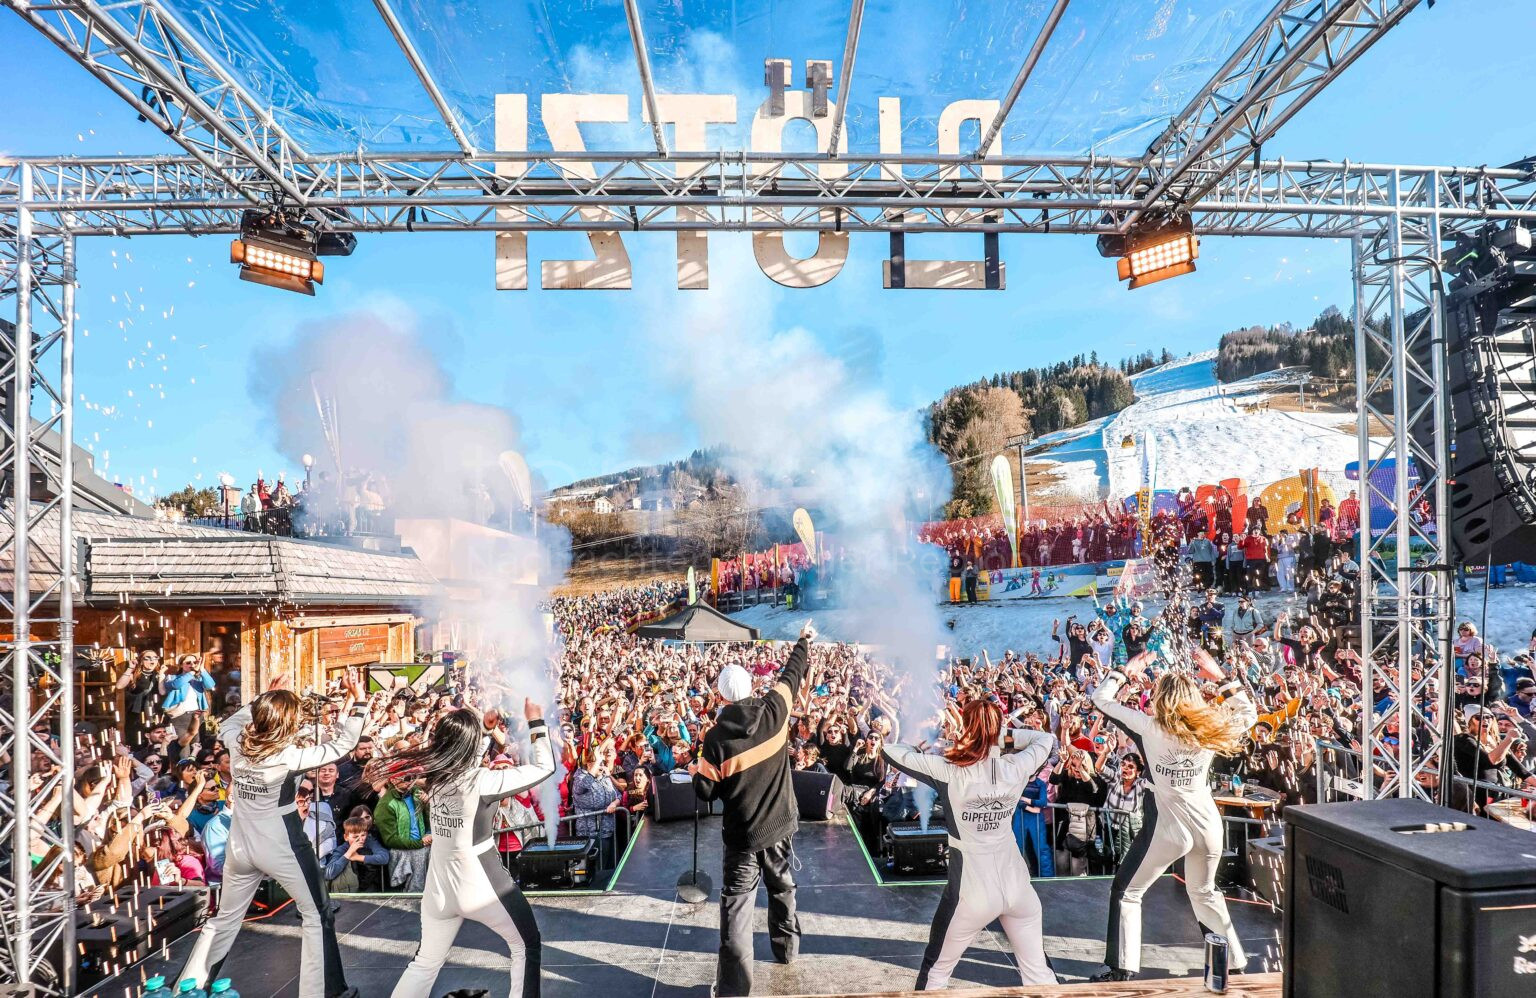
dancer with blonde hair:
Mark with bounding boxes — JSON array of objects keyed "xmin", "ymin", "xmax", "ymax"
[
  {"xmin": 883, "ymin": 699, "xmax": 1058, "ymax": 990},
  {"xmin": 1089, "ymin": 648, "xmax": 1256, "ymax": 982}
]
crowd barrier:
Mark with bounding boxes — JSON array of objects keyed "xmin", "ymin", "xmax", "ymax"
[{"xmin": 1311, "ymin": 739, "xmax": 1536, "ymax": 825}]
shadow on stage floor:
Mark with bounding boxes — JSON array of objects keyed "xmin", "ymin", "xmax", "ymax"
[{"xmin": 112, "ymin": 816, "xmax": 1281, "ymax": 997}]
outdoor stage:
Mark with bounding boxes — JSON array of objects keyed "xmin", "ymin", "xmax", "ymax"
[{"xmin": 110, "ymin": 816, "xmax": 1282, "ymax": 997}]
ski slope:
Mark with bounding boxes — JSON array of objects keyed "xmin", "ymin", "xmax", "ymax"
[{"xmin": 1031, "ymin": 351, "xmax": 1377, "ymax": 504}]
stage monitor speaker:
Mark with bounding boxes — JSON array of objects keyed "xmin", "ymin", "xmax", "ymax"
[
  {"xmin": 791, "ymin": 769, "xmax": 842, "ymax": 821},
  {"xmin": 69, "ymin": 886, "xmax": 204, "ymax": 989},
  {"xmin": 650, "ymin": 771, "xmax": 711, "ymax": 823},
  {"xmin": 1283, "ymin": 799, "xmax": 1536, "ymax": 998},
  {"xmin": 1246, "ymin": 834, "xmax": 1285, "ymax": 908}
]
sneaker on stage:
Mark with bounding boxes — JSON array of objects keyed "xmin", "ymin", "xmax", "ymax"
[{"xmin": 1089, "ymin": 968, "xmax": 1137, "ymax": 982}]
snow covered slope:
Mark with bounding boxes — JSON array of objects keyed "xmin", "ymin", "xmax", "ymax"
[{"xmin": 1031, "ymin": 351, "xmax": 1378, "ymax": 504}]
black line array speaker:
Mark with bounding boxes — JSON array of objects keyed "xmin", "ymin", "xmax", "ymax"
[
  {"xmin": 1283, "ymin": 799, "xmax": 1536, "ymax": 998},
  {"xmin": 1405, "ymin": 223, "xmax": 1536, "ymax": 563}
]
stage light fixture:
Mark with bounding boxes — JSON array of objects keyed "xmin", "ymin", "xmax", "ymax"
[
  {"xmin": 230, "ymin": 208, "xmax": 329, "ymax": 296},
  {"xmin": 1119, "ymin": 226, "xmax": 1198, "ymax": 289},
  {"xmin": 1098, "ymin": 214, "xmax": 1199, "ymax": 290}
]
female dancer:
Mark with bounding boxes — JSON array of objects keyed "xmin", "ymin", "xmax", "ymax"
[
  {"xmin": 374, "ymin": 699, "xmax": 555, "ymax": 998},
  {"xmin": 180, "ymin": 669, "xmax": 368, "ymax": 998},
  {"xmin": 1089, "ymin": 649, "xmax": 1257, "ymax": 982},
  {"xmin": 883, "ymin": 700, "xmax": 1058, "ymax": 990}
]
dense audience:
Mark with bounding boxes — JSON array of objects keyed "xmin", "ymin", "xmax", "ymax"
[{"xmin": 7, "ymin": 544, "xmax": 1531, "ymax": 934}]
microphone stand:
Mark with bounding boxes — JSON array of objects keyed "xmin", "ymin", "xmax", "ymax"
[{"xmin": 675, "ymin": 798, "xmax": 712, "ymax": 903}]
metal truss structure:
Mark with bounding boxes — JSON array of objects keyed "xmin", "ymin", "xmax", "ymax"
[
  {"xmin": 5, "ymin": 153, "xmax": 1536, "ymax": 239},
  {"xmin": 1350, "ymin": 173, "xmax": 1450, "ymax": 802},
  {"xmin": 0, "ymin": 0, "xmax": 1530, "ymax": 987},
  {"xmin": 0, "ymin": 162, "xmax": 77, "ymax": 992}
]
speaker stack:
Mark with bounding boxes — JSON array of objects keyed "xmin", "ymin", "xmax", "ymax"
[{"xmin": 1407, "ymin": 222, "xmax": 1536, "ymax": 563}]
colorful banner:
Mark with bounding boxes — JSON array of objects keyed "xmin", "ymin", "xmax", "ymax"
[
  {"xmin": 793, "ymin": 507, "xmax": 817, "ymax": 562},
  {"xmin": 979, "ymin": 563, "xmax": 1099, "ymax": 600},
  {"xmin": 687, "ymin": 565, "xmax": 697, "ymax": 605},
  {"xmin": 1102, "ymin": 558, "xmax": 1158, "ymax": 598},
  {"xmin": 990, "ymin": 454, "xmax": 1019, "ymax": 567}
]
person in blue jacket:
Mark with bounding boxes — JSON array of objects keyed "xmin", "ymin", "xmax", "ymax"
[
  {"xmin": 160, "ymin": 654, "xmax": 216, "ymax": 760},
  {"xmin": 1011, "ymin": 769, "xmax": 1055, "ymax": 878}
]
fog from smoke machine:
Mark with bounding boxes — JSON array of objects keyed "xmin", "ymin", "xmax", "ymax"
[
  {"xmin": 652, "ymin": 254, "xmax": 953, "ymax": 734},
  {"xmin": 250, "ymin": 309, "xmax": 568, "ymax": 840}
]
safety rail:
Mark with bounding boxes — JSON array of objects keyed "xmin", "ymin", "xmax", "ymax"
[{"xmin": 1312, "ymin": 739, "xmax": 1536, "ymax": 818}]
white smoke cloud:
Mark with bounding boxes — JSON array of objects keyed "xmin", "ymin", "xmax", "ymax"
[
  {"xmin": 248, "ymin": 307, "xmax": 569, "ymax": 839},
  {"xmin": 648, "ymin": 249, "xmax": 953, "ymax": 733}
]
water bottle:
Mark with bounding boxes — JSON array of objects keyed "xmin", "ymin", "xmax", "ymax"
[
  {"xmin": 210, "ymin": 980, "xmax": 240, "ymax": 998},
  {"xmin": 176, "ymin": 979, "xmax": 207, "ymax": 998},
  {"xmin": 142, "ymin": 976, "xmax": 174, "ymax": 998}
]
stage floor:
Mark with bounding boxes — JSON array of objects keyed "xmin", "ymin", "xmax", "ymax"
[{"xmin": 110, "ymin": 817, "xmax": 1281, "ymax": 997}]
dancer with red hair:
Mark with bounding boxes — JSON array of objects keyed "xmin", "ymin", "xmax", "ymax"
[{"xmin": 883, "ymin": 700, "xmax": 1058, "ymax": 990}]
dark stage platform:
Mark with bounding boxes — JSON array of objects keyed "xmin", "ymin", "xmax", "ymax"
[{"xmin": 106, "ymin": 817, "xmax": 1281, "ymax": 997}]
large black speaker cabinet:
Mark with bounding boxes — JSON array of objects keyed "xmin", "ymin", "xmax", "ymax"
[
  {"xmin": 650, "ymin": 771, "xmax": 711, "ymax": 822},
  {"xmin": 791, "ymin": 769, "xmax": 842, "ymax": 821},
  {"xmin": 1405, "ymin": 228, "xmax": 1536, "ymax": 563},
  {"xmin": 1283, "ymin": 799, "xmax": 1536, "ymax": 998}
]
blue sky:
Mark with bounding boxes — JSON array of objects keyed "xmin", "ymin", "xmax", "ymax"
[{"xmin": 2, "ymin": 0, "xmax": 1530, "ymax": 497}]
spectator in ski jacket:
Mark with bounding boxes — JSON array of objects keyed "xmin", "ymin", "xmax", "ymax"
[
  {"xmin": 1187, "ymin": 534, "xmax": 1218, "ymax": 588},
  {"xmin": 1224, "ymin": 594, "xmax": 1265, "ymax": 647}
]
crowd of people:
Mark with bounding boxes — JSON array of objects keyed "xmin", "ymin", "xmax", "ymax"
[
  {"xmin": 224, "ymin": 470, "xmax": 391, "ymax": 539},
  {"xmin": 7, "ymin": 545, "xmax": 1533, "ymax": 990},
  {"xmin": 922, "ymin": 484, "xmax": 1364, "ymax": 575}
]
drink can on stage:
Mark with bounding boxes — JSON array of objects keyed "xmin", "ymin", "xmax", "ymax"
[{"xmin": 1204, "ymin": 932, "xmax": 1230, "ymax": 993}]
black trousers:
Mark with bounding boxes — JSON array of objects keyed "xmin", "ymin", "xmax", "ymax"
[{"xmin": 717, "ymin": 836, "xmax": 800, "ymax": 997}]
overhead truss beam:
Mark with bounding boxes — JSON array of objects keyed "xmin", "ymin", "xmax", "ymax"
[
  {"xmin": 1, "ymin": 153, "xmax": 1533, "ymax": 241},
  {"xmin": 976, "ymin": 0, "xmax": 1071, "ymax": 158},
  {"xmin": 826, "ymin": 0, "xmax": 865, "ymax": 157},
  {"xmin": 621, "ymin": 0, "xmax": 668, "ymax": 158},
  {"xmin": 1127, "ymin": 0, "xmax": 1423, "ymax": 230},
  {"xmin": 4, "ymin": 0, "xmax": 314, "ymax": 203}
]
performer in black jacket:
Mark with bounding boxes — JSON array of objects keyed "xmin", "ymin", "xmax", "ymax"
[{"xmin": 692, "ymin": 620, "xmax": 816, "ymax": 997}]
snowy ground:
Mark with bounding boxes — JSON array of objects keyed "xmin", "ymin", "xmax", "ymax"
[
  {"xmin": 733, "ymin": 579, "xmax": 1536, "ymax": 662},
  {"xmin": 1029, "ymin": 351, "xmax": 1380, "ymax": 504}
]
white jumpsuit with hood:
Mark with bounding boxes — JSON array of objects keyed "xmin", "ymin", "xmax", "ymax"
[{"xmin": 883, "ymin": 728, "xmax": 1058, "ymax": 990}]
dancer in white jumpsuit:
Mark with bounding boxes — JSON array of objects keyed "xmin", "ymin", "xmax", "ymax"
[
  {"xmin": 181, "ymin": 670, "xmax": 368, "ymax": 998},
  {"xmin": 1089, "ymin": 649, "xmax": 1257, "ymax": 982},
  {"xmin": 883, "ymin": 700, "xmax": 1059, "ymax": 990},
  {"xmin": 374, "ymin": 700, "xmax": 555, "ymax": 998}
]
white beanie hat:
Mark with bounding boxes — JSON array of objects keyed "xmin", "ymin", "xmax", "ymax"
[{"xmin": 717, "ymin": 664, "xmax": 753, "ymax": 703}]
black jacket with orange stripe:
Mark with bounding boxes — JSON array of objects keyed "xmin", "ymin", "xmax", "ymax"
[{"xmin": 693, "ymin": 635, "xmax": 812, "ymax": 853}]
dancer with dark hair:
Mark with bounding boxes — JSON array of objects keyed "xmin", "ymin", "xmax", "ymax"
[
  {"xmin": 883, "ymin": 700, "xmax": 1058, "ymax": 990},
  {"xmin": 1089, "ymin": 649, "xmax": 1257, "ymax": 982},
  {"xmin": 374, "ymin": 699, "xmax": 555, "ymax": 998},
  {"xmin": 180, "ymin": 669, "xmax": 368, "ymax": 998}
]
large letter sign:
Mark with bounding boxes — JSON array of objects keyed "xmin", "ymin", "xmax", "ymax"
[{"xmin": 492, "ymin": 74, "xmax": 1019, "ymax": 291}]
